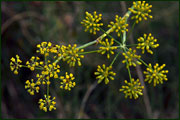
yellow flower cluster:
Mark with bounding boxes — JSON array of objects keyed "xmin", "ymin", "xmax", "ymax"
[
  {"xmin": 81, "ymin": 11, "xmax": 103, "ymax": 35},
  {"xmin": 10, "ymin": 55, "xmax": 22, "ymax": 75},
  {"xmin": 136, "ymin": 33, "xmax": 159, "ymax": 54},
  {"xmin": 108, "ymin": 15, "xmax": 128, "ymax": 37},
  {"xmin": 122, "ymin": 48, "xmax": 142, "ymax": 67},
  {"xmin": 50, "ymin": 44, "xmax": 66, "ymax": 58},
  {"xmin": 129, "ymin": 1, "xmax": 153, "ymax": 24},
  {"xmin": 63, "ymin": 44, "xmax": 84, "ymax": 67},
  {"xmin": 94, "ymin": 64, "xmax": 116, "ymax": 84},
  {"xmin": 39, "ymin": 95, "xmax": 56, "ymax": 112},
  {"xmin": 39, "ymin": 62, "xmax": 60, "ymax": 84},
  {"xmin": 36, "ymin": 42, "xmax": 52, "ymax": 56},
  {"xmin": 44, "ymin": 63, "xmax": 60, "ymax": 78},
  {"xmin": 119, "ymin": 78, "xmax": 144, "ymax": 99},
  {"xmin": 98, "ymin": 38, "xmax": 117, "ymax": 59},
  {"xmin": 25, "ymin": 79, "xmax": 40, "ymax": 95},
  {"xmin": 144, "ymin": 63, "xmax": 168, "ymax": 86},
  {"xmin": 26, "ymin": 56, "xmax": 40, "ymax": 71},
  {"xmin": 60, "ymin": 72, "xmax": 76, "ymax": 91},
  {"xmin": 36, "ymin": 73, "xmax": 47, "ymax": 85}
]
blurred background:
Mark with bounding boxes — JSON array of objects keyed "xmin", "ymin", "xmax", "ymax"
[{"xmin": 1, "ymin": 1, "xmax": 179, "ymax": 119}]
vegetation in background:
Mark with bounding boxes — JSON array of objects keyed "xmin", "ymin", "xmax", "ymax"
[{"xmin": 1, "ymin": 1, "xmax": 179, "ymax": 119}]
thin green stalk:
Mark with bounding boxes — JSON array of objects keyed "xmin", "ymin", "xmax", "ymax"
[
  {"xmin": 34, "ymin": 67, "xmax": 43, "ymax": 70},
  {"xmin": 45, "ymin": 52, "xmax": 47, "ymax": 65},
  {"xmin": 77, "ymin": 26, "xmax": 115, "ymax": 50},
  {"xmin": 21, "ymin": 65, "xmax": 43, "ymax": 70},
  {"xmin": 21, "ymin": 65, "xmax": 28, "ymax": 68},
  {"xmin": 54, "ymin": 56, "xmax": 63, "ymax": 64},
  {"xmin": 77, "ymin": 40, "xmax": 97, "ymax": 49},
  {"xmin": 122, "ymin": 31, "xmax": 126, "ymax": 45},
  {"xmin": 47, "ymin": 84, "xmax": 49, "ymax": 103},
  {"xmin": 126, "ymin": 61, "xmax": 132, "ymax": 83},
  {"xmin": 138, "ymin": 58, "xmax": 149, "ymax": 67},
  {"xmin": 122, "ymin": 3, "xmax": 135, "ymax": 45},
  {"xmin": 123, "ymin": 48, "xmax": 132, "ymax": 83},
  {"xmin": 79, "ymin": 45, "xmax": 124, "ymax": 55},
  {"xmin": 98, "ymin": 27, "xmax": 121, "ymax": 45},
  {"xmin": 79, "ymin": 50, "xmax": 99, "ymax": 55},
  {"xmin": 110, "ymin": 52, "xmax": 121, "ymax": 66},
  {"xmin": 45, "ymin": 52, "xmax": 49, "ymax": 102}
]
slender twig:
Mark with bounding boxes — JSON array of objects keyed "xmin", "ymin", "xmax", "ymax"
[
  {"xmin": 78, "ymin": 81, "xmax": 98, "ymax": 119},
  {"xmin": 1, "ymin": 11, "xmax": 44, "ymax": 34},
  {"xmin": 110, "ymin": 52, "xmax": 121, "ymax": 66}
]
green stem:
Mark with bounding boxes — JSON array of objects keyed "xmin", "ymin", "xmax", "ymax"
[
  {"xmin": 34, "ymin": 67, "xmax": 43, "ymax": 70},
  {"xmin": 138, "ymin": 58, "xmax": 149, "ymax": 67},
  {"xmin": 122, "ymin": 3, "xmax": 135, "ymax": 45},
  {"xmin": 126, "ymin": 62, "xmax": 132, "ymax": 83},
  {"xmin": 21, "ymin": 65, "xmax": 28, "ymax": 68},
  {"xmin": 122, "ymin": 31, "xmax": 126, "ymax": 45},
  {"xmin": 47, "ymin": 84, "xmax": 49, "ymax": 103},
  {"xmin": 44, "ymin": 52, "xmax": 47, "ymax": 65},
  {"xmin": 98, "ymin": 27, "xmax": 121, "ymax": 45},
  {"xmin": 110, "ymin": 52, "xmax": 121, "ymax": 66},
  {"xmin": 77, "ymin": 26, "xmax": 115, "ymax": 50},
  {"xmin": 79, "ymin": 50, "xmax": 99, "ymax": 55},
  {"xmin": 77, "ymin": 40, "xmax": 97, "ymax": 49},
  {"xmin": 79, "ymin": 46, "xmax": 124, "ymax": 55},
  {"xmin": 21, "ymin": 65, "xmax": 43, "ymax": 70},
  {"xmin": 123, "ymin": 48, "xmax": 132, "ymax": 83},
  {"xmin": 54, "ymin": 56, "xmax": 63, "ymax": 64}
]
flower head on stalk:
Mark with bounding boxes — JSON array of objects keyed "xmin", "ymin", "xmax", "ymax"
[
  {"xmin": 38, "ymin": 95, "xmax": 56, "ymax": 112},
  {"xmin": 94, "ymin": 64, "xmax": 116, "ymax": 84},
  {"xmin": 10, "ymin": 55, "xmax": 22, "ymax": 75},
  {"xmin": 81, "ymin": 11, "xmax": 103, "ymax": 35},
  {"xmin": 119, "ymin": 78, "xmax": 144, "ymax": 99},
  {"xmin": 26, "ymin": 56, "xmax": 40, "ymax": 71},
  {"xmin": 129, "ymin": 1, "xmax": 153, "ymax": 24},
  {"xmin": 98, "ymin": 38, "xmax": 117, "ymax": 59},
  {"xmin": 36, "ymin": 42, "xmax": 52, "ymax": 56},
  {"xmin": 136, "ymin": 33, "xmax": 159, "ymax": 54},
  {"xmin": 60, "ymin": 72, "xmax": 76, "ymax": 91},
  {"xmin": 63, "ymin": 44, "xmax": 84, "ymax": 67},
  {"xmin": 144, "ymin": 63, "xmax": 168, "ymax": 86},
  {"xmin": 108, "ymin": 15, "xmax": 128, "ymax": 37},
  {"xmin": 25, "ymin": 79, "xmax": 40, "ymax": 95},
  {"xmin": 122, "ymin": 48, "xmax": 142, "ymax": 67}
]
